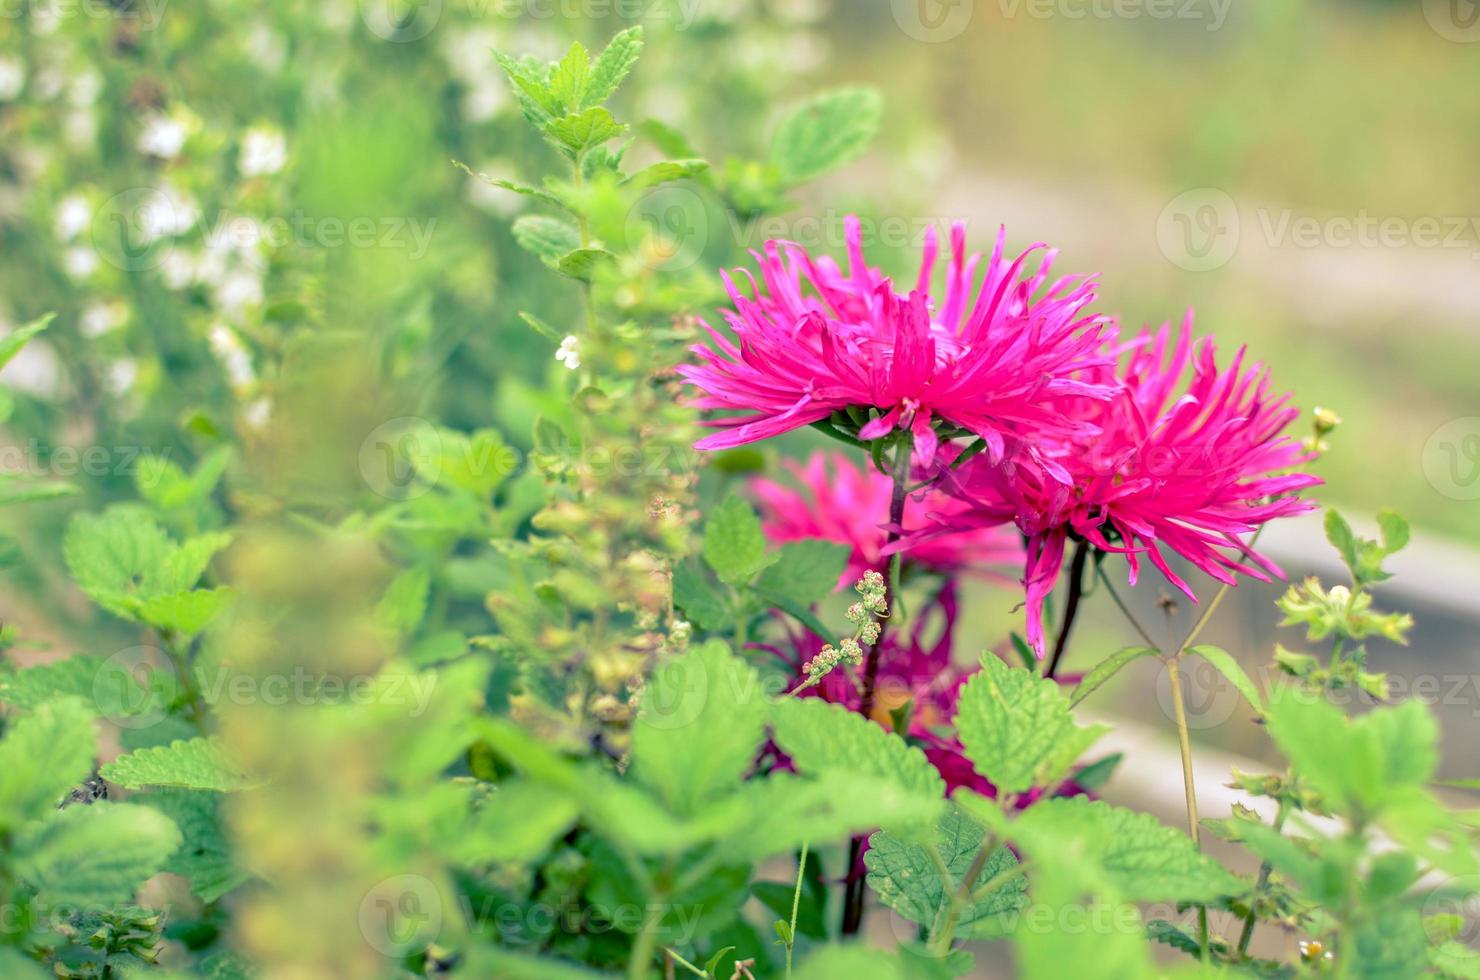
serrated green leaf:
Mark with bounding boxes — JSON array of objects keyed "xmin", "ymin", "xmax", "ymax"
[
  {"xmin": 511, "ymin": 215, "xmax": 581, "ymax": 264},
  {"xmin": 138, "ymin": 587, "xmax": 234, "ymax": 637},
  {"xmin": 136, "ymin": 788, "xmax": 248, "ymax": 902},
  {"xmin": 547, "ymin": 41, "xmax": 590, "ymax": 112},
  {"xmin": 102, "ymin": 737, "xmax": 256, "ymax": 792},
  {"xmin": 771, "ymin": 697, "xmax": 944, "ymax": 799},
  {"xmin": 702, "ymin": 493, "xmax": 772, "ymax": 586},
  {"xmin": 1070, "ymin": 646, "xmax": 1157, "ymax": 707},
  {"xmin": 724, "ymin": 771, "xmax": 943, "ymax": 863},
  {"xmin": 585, "ymin": 27, "xmax": 643, "ymax": 107},
  {"xmin": 0, "ymin": 655, "xmax": 156, "ymax": 723},
  {"xmin": 556, "ymin": 246, "xmax": 614, "ymax": 281},
  {"xmin": 631, "ymin": 640, "xmax": 767, "ymax": 816},
  {"xmin": 672, "ymin": 558, "xmax": 731, "ymax": 632},
  {"xmin": 452, "ymin": 779, "xmax": 578, "ymax": 865},
  {"xmin": 0, "ymin": 698, "xmax": 97, "ymax": 827},
  {"xmin": 864, "ymin": 805, "xmax": 1025, "ymax": 938},
  {"xmin": 1009, "ymin": 796, "xmax": 1243, "ymax": 903},
  {"xmin": 13, "ymin": 801, "xmax": 181, "ymax": 905},
  {"xmin": 547, "ymin": 107, "xmax": 626, "ymax": 155},
  {"xmin": 624, "ymin": 159, "xmax": 709, "ymax": 189},
  {"xmin": 754, "ymin": 539, "xmax": 851, "ymax": 608},
  {"xmin": 494, "ymin": 50, "xmax": 559, "ymax": 126},
  {"xmin": 954, "ymin": 654, "xmax": 1082, "ymax": 795},
  {"xmin": 770, "ymin": 88, "xmax": 883, "ymax": 184},
  {"xmin": 63, "ymin": 506, "xmax": 173, "ymax": 616}
]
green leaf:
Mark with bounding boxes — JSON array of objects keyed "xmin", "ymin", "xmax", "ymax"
[
  {"xmin": 671, "ymin": 558, "xmax": 731, "ymax": 632},
  {"xmin": 1006, "ymin": 796, "xmax": 1243, "ymax": 903},
  {"xmin": 1325, "ymin": 509, "xmax": 1359, "ymax": 570},
  {"xmin": 0, "ymin": 478, "xmax": 77, "ymax": 506},
  {"xmin": 0, "ymin": 313, "xmax": 54, "ymax": 371},
  {"xmin": 63, "ymin": 506, "xmax": 172, "ymax": 616},
  {"xmin": 0, "ymin": 655, "xmax": 151, "ymax": 720},
  {"xmin": 771, "ymin": 697, "xmax": 945, "ymax": 800},
  {"xmin": 770, "ymin": 87, "xmax": 883, "ymax": 185},
  {"xmin": 1185, "ymin": 644, "xmax": 1263, "ymax": 715},
  {"xmin": 864, "ymin": 805, "xmax": 1026, "ymax": 938},
  {"xmin": 1352, "ymin": 909, "xmax": 1430, "ymax": 980},
  {"xmin": 13, "ymin": 801, "xmax": 181, "ymax": 905},
  {"xmin": 702, "ymin": 493, "xmax": 773, "ymax": 586},
  {"xmin": 624, "ymin": 159, "xmax": 709, "ymax": 189},
  {"xmin": 512, "ymin": 215, "xmax": 581, "ymax": 265},
  {"xmin": 0, "ymin": 698, "xmax": 96, "ymax": 827},
  {"xmin": 753, "ymin": 539, "xmax": 851, "ymax": 608},
  {"xmin": 137, "ymin": 587, "xmax": 234, "ymax": 637},
  {"xmin": 555, "ymin": 246, "xmax": 614, "ymax": 281},
  {"xmin": 954, "ymin": 654, "xmax": 1095, "ymax": 795},
  {"xmin": 630, "ymin": 640, "xmax": 768, "ymax": 816},
  {"xmin": 375, "ymin": 566, "xmax": 430, "ymax": 636},
  {"xmin": 494, "ymin": 51, "xmax": 560, "ymax": 126},
  {"xmin": 102, "ymin": 737, "xmax": 256, "ymax": 792},
  {"xmin": 547, "ymin": 41, "xmax": 590, "ymax": 112},
  {"xmin": 585, "ymin": 26, "xmax": 643, "ymax": 107},
  {"xmin": 547, "ymin": 107, "xmax": 626, "ymax": 155},
  {"xmin": 793, "ymin": 945, "xmax": 907, "ymax": 980},
  {"xmin": 1070, "ymin": 646, "xmax": 1157, "ymax": 707},
  {"xmin": 1377, "ymin": 509, "xmax": 1410, "ymax": 555},
  {"xmin": 453, "ymin": 779, "xmax": 578, "ymax": 865},
  {"xmin": 137, "ymin": 788, "xmax": 249, "ymax": 902},
  {"xmin": 724, "ymin": 771, "xmax": 943, "ymax": 862}
]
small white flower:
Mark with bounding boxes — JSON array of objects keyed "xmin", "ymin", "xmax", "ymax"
[
  {"xmin": 213, "ymin": 269, "xmax": 264, "ymax": 319},
  {"xmin": 80, "ymin": 300, "xmax": 128, "ymax": 338},
  {"xmin": 135, "ymin": 184, "xmax": 199, "ymax": 242},
  {"xmin": 555, "ymin": 335, "xmax": 581, "ymax": 371},
  {"xmin": 160, "ymin": 250, "xmax": 198, "ymax": 290},
  {"xmin": 62, "ymin": 246, "xmax": 100, "ymax": 280},
  {"xmin": 137, "ymin": 113, "xmax": 187, "ymax": 159},
  {"xmin": 239, "ymin": 126, "xmax": 287, "ymax": 177},
  {"xmin": 0, "ymin": 58, "xmax": 25, "ymax": 102},
  {"xmin": 55, "ymin": 195, "xmax": 92, "ymax": 241},
  {"xmin": 105, "ymin": 358, "xmax": 139, "ymax": 396}
]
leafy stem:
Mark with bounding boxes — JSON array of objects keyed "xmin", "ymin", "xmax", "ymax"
[
  {"xmin": 926, "ymin": 834, "xmax": 998, "ymax": 958},
  {"xmin": 784, "ymin": 840, "xmax": 809, "ymax": 979}
]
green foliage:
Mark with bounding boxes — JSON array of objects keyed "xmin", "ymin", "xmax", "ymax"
[
  {"xmin": 13, "ymin": 802, "xmax": 181, "ymax": 906},
  {"xmin": 0, "ymin": 698, "xmax": 97, "ymax": 829},
  {"xmin": 101, "ymin": 738, "xmax": 256, "ymax": 793},
  {"xmin": 770, "ymin": 88, "xmax": 885, "ymax": 185}
]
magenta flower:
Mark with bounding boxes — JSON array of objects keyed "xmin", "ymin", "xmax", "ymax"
[
  {"xmin": 679, "ymin": 217, "xmax": 1114, "ymax": 469},
  {"xmin": 940, "ymin": 316, "xmax": 1321, "ymax": 654},
  {"xmin": 750, "ymin": 451, "xmax": 1020, "ymax": 585}
]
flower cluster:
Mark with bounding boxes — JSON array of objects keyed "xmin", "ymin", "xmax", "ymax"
[
  {"xmin": 686, "ymin": 219, "xmax": 1320, "ymax": 653},
  {"xmin": 796, "ymin": 571, "xmax": 887, "ymax": 689}
]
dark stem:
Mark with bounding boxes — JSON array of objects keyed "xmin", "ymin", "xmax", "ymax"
[
  {"xmin": 842, "ymin": 431, "xmax": 912, "ymax": 935},
  {"xmin": 1044, "ymin": 540, "xmax": 1089, "ymax": 680}
]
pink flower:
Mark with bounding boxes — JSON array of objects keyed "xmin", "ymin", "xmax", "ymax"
[
  {"xmin": 750, "ymin": 451, "xmax": 1021, "ymax": 585},
  {"xmin": 940, "ymin": 315, "xmax": 1321, "ymax": 654},
  {"xmin": 679, "ymin": 217, "xmax": 1114, "ymax": 470}
]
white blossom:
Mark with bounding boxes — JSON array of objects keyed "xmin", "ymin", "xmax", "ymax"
[
  {"xmin": 239, "ymin": 126, "xmax": 287, "ymax": 177},
  {"xmin": 555, "ymin": 335, "xmax": 581, "ymax": 371}
]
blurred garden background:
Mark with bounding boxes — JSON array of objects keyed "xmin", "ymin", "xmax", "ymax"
[{"xmin": 1, "ymin": 0, "xmax": 1478, "ymax": 969}]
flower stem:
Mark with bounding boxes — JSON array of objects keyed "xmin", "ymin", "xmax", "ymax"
[
  {"xmin": 1165, "ymin": 654, "xmax": 1209, "ymax": 958},
  {"xmin": 1045, "ymin": 539, "xmax": 1089, "ymax": 679},
  {"xmin": 785, "ymin": 840, "xmax": 809, "ymax": 979},
  {"xmin": 927, "ymin": 836, "xmax": 997, "ymax": 957},
  {"xmin": 1236, "ymin": 790, "xmax": 1290, "ymax": 956},
  {"xmin": 842, "ymin": 430, "xmax": 912, "ymax": 935}
]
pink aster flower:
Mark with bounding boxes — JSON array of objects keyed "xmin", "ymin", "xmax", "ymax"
[
  {"xmin": 749, "ymin": 451, "xmax": 1021, "ymax": 585},
  {"xmin": 679, "ymin": 216, "xmax": 1115, "ymax": 470},
  {"xmin": 938, "ymin": 315, "xmax": 1321, "ymax": 654}
]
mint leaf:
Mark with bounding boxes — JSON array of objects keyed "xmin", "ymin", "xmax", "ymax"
[
  {"xmin": 137, "ymin": 788, "xmax": 248, "ymax": 902},
  {"xmin": 511, "ymin": 215, "xmax": 581, "ymax": 265},
  {"xmin": 630, "ymin": 640, "xmax": 768, "ymax": 816},
  {"xmin": 13, "ymin": 801, "xmax": 181, "ymax": 905},
  {"xmin": 0, "ymin": 698, "xmax": 96, "ymax": 827},
  {"xmin": 0, "ymin": 313, "xmax": 54, "ymax": 371},
  {"xmin": 546, "ymin": 41, "xmax": 590, "ymax": 112},
  {"xmin": 864, "ymin": 805, "xmax": 1025, "ymax": 938},
  {"xmin": 770, "ymin": 697, "xmax": 944, "ymax": 799},
  {"xmin": 754, "ymin": 539, "xmax": 850, "ymax": 607},
  {"xmin": 770, "ymin": 87, "xmax": 883, "ymax": 185},
  {"xmin": 102, "ymin": 737, "xmax": 256, "ymax": 792},
  {"xmin": 585, "ymin": 26, "xmax": 643, "ymax": 107},
  {"xmin": 1185, "ymin": 644, "xmax": 1263, "ymax": 715},
  {"xmin": 547, "ymin": 107, "xmax": 626, "ymax": 155},
  {"xmin": 1070, "ymin": 646, "xmax": 1157, "ymax": 707},
  {"xmin": 702, "ymin": 493, "xmax": 772, "ymax": 586},
  {"xmin": 955, "ymin": 654, "xmax": 1096, "ymax": 795}
]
